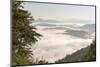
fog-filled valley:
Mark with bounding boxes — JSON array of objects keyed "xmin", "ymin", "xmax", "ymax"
[
  {"xmin": 12, "ymin": 1, "xmax": 96, "ymax": 65},
  {"xmin": 30, "ymin": 21, "xmax": 95, "ymax": 63}
]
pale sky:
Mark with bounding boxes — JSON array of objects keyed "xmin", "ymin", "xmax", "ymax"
[{"xmin": 23, "ymin": 2, "xmax": 95, "ymax": 23}]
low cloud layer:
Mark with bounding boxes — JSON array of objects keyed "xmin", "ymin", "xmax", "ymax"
[{"xmin": 30, "ymin": 24, "xmax": 94, "ymax": 63}]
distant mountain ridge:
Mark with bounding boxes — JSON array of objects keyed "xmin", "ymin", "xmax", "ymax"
[
  {"xmin": 65, "ymin": 28, "xmax": 89, "ymax": 39},
  {"xmin": 35, "ymin": 18, "xmax": 59, "ymax": 22},
  {"xmin": 34, "ymin": 18, "xmax": 94, "ymax": 24}
]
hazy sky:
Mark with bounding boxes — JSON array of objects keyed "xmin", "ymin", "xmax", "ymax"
[{"xmin": 23, "ymin": 2, "xmax": 95, "ymax": 23}]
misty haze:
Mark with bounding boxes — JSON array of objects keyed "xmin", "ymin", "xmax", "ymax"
[{"xmin": 12, "ymin": 1, "xmax": 96, "ymax": 66}]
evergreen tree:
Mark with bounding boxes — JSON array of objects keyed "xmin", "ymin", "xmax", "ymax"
[{"xmin": 12, "ymin": 0, "xmax": 42, "ymax": 65}]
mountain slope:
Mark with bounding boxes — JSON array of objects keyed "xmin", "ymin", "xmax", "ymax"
[{"xmin": 55, "ymin": 40, "xmax": 96, "ymax": 63}]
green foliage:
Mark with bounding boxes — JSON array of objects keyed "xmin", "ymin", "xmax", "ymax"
[
  {"xmin": 83, "ymin": 40, "xmax": 96, "ymax": 61},
  {"xmin": 30, "ymin": 57, "xmax": 48, "ymax": 64},
  {"xmin": 38, "ymin": 60, "xmax": 48, "ymax": 64},
  {"xmin": 34, "ymin": 59, "xmax": 48, "ymax": 64},
  {"xmin": 12, "ymin": 0, "xmax": 42, "ymax": 65},
  {"xmin": 55, "ymin": 39, "xmax": 96, "ymax": 63}
]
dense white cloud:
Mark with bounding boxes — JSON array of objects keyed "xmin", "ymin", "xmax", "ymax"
[{"xmin": 30, "ymin": 25, "xmax": 94, "ymax": 63}]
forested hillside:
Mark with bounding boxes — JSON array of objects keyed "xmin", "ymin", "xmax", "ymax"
[{"xmin": 55, "ymin": 40, "xmax": 96, "ymax": 63}]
